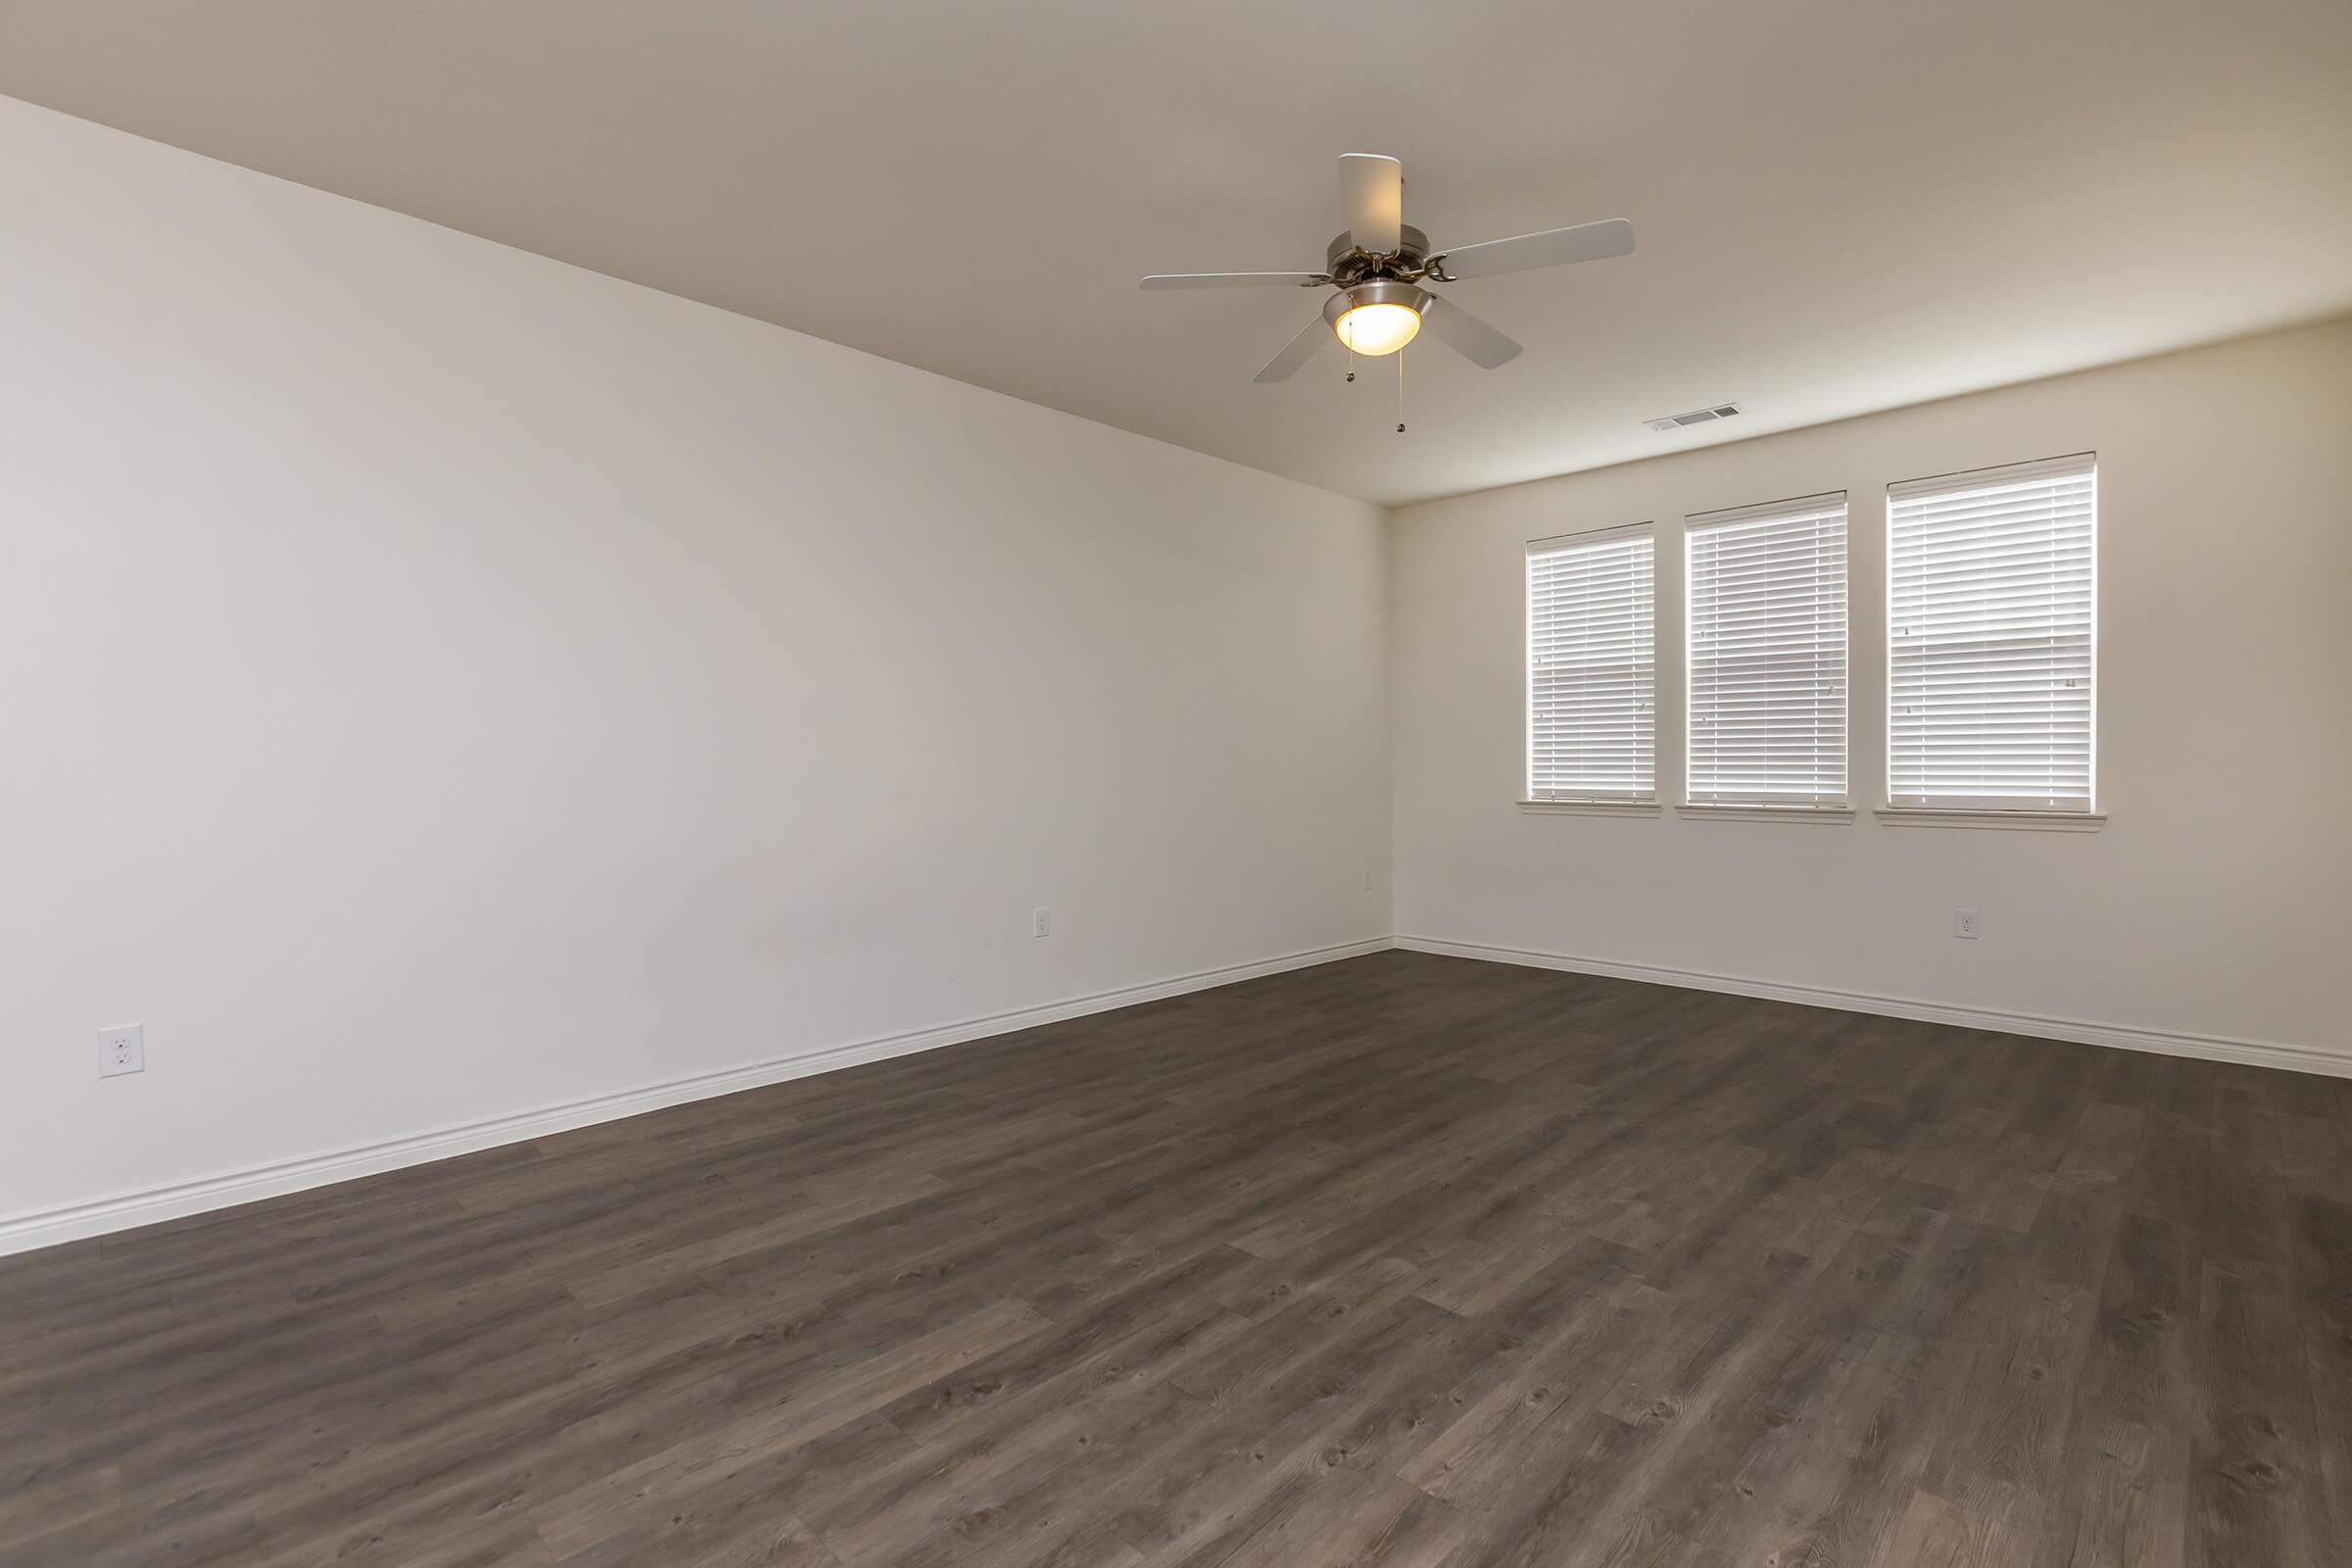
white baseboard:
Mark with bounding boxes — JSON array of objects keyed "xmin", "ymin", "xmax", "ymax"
[
  {"xmin": 15, "ymin": 930, "xmax": 2332, "ymax": 1257},
  {"xmin": 0, "ymin": 937, "xmax": 1392, "ymax": 1258},
  {"xmin": 1395, "ymin": 935, "xmax": 2350, "ymax": 1079}
]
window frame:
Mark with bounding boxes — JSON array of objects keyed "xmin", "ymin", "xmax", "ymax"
[
  {"xmin": 1880, "ymin": 453, "xmax": 2102, "ymax": 826},
  {"xmin": 1523, "ymin": 521, "xmax": 1658, "ymax": 810},
  {"xmin": 1681, "ymin": 491, "xmax": 1852, "ymax": 815}
]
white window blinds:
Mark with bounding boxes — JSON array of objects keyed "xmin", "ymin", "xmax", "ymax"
[
  {"xmin": 1528, "ymin": 527, "xmax": 1655, "ymax": 801},
  {"xmin": 1686, "ymin": 495, "xmax": 1849, "ymax": 806},
  {"xmin": 1887, "ymin": 455, "xmax": 2096, "ymax": 810}
]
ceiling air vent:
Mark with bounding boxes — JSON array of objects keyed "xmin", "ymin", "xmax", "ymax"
[{"xmin": 1644, "ymin": 402, "xmax": 1742, "ymax": 434}]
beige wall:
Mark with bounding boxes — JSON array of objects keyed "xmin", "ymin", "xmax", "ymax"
[
  {"xmin": 1391, "ymin": 318, "xmax": 2352, "ymax": 1063},
  {"xmin": 0, "ymin": 100, "xmax": 1390, "ymax": 1242}
]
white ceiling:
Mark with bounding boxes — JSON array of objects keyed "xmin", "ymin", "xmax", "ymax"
[{"xmin": 4, "ymin": 1, "xmax": 2347, "ymax": 506}]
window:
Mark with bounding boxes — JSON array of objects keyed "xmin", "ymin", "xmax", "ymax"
[
  {"xmin": 1887, "ymin": 455, "xmax": 2096, "ymax": 811},
  {"xmin": 1527, "ymin": 526, "xmax": 1655, "ymax": 802},
  {"xmin": 1686, "ymin": 494, "xmax": 1848, "ymax": 807}
]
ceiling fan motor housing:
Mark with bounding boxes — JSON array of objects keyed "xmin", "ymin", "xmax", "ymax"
[{"xmin": 1325, "ymin": 223, "xmax": 1432, "ymax": 284}]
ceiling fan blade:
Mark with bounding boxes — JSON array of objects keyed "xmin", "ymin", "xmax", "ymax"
[
  {"xmin": 1141, "ymin": 271, "xmax": 1325, "ymax": 290},
  {"xmin": 1418, "ymin": 296, "xmax": 1523, "ymax": 369},
  {"xmin": 1432, "ymin": 218, "xmax": 1635, "ymax": 280},
  {"xmin": 1252, "ymin": 316, "xmax": 1333, "ymax": 383},
  {"xmin": 1339, "ymin": 153, "xmax": 1402, "ymax": 255}
]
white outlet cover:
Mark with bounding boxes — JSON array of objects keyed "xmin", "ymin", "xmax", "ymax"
[
  {"xmin": 1031, "ymin": 906, "xmax": 1052, "ymax": 938},
  {"xmin": 99, "ymin": 1021, "xmax": 146, "ymax": 1077}
]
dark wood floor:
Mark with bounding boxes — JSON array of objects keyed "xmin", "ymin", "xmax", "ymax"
[{"xmin": 3, "ymin": 951, "xmax": 2347, "ymax": 1567}]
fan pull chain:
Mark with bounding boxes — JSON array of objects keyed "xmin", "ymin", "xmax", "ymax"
[{"xmin": 1396, "ymin": 346, "xmax": 1406, "ymax": 433}]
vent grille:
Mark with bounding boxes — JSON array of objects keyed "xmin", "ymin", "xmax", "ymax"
[{"xmin": 1645, "ymin": 402, "xmax": 1742, "ymax": 434}]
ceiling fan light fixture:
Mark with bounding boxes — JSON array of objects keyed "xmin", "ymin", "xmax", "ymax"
[
  {"xmin": 1324, "ymin": 280, "xmax": 1429, "ymax": 358},
  {"xmin": 1140, "ymin": 154, "xmax": 1632, "ymax": 385}
]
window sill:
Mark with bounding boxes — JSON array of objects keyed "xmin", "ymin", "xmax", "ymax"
[
  {"xmin": 1519, "ymin": 799, "xmax": 1662, "ymax": 817},
  {"xmin": 1676, "ymin": 803, "xmax": 1855, "ymax": 824},
  {"xmin": 1874, "ymin": 808, "xmax": 2106, "ymax": 833}
]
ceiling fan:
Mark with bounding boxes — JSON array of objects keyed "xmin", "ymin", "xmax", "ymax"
[{"xmin": 1141, "ymin": 153, "xmax": 1635, "ymax": 384}]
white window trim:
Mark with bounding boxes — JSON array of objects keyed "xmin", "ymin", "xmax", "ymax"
[
  {"xmin": 1684, "ymin": 492, "xmax": 1845, "ymax": 527},
  {"xmin": 1875, "ymin": 807, "xmax": 2106, "ymax": 832},
  {"xmin": 1676, "ymin": 803, "xmax": 1856, "ymax": 824},
  {"xmin": 1885, "ymin": 452, "xmax": 2099, "ymax": 819},
  {"xmin": 1884, "ymin": 451, "xmax": 2098, "ymax": 501},
  {"xmin": 1682, "ymin": 490, "xmax": 1850, "ymax": 811},
  {"xmin": 1520, "ymin": 799, "xmax": 1663, "ymax": 817},
  {"xmin": 1525, "ymin": 521, "xmax": 1658, "ymax": 806},
  {"xmin": 1527, "ymin": 519, "xmax": 1655, "ymax": 552}
]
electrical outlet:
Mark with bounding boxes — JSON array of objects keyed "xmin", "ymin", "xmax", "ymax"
[
  {"xmin": 1953, "ymin": 907, "xmax": 1980, "ymax": 940},
  {"xmin": 99, "ymin": 1022, "xmax": 146, "ymax": 1078},
  {"xmin": 1031, "ymin": 906, "xmax": 1052, "ymax": 939}
]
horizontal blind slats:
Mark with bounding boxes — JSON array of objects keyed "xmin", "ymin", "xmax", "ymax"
[
  {"xmin": 1688, "ymin": 498, "xmax": 1848, "ymax": 806},
  {"xmin": 1529, "ymin": 531, "xmax": 1655, "ymax": 800},
  {"xmin": 1887, "ymin": 457, "xmax": 2095, "ymax": 810}
]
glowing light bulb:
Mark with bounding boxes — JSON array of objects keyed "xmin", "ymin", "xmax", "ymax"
[{"xmin": 1333, "ymin": 300, "xmax": 1421, "ymax": 357}]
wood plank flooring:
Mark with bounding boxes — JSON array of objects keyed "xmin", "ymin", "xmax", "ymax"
[{"xmin": 2, "ymin": 949, "xmax": 2346, "ymax": 1566}]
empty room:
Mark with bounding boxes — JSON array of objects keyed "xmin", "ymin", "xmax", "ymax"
[{"xmin": 2, "ymin": 2, "xmax": 2349, "ymax": 1564}]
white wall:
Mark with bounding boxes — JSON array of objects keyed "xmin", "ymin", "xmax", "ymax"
[
  {"xmin": 7, "ymin": 94, "xmax": 2345, "ymax": 1254},
  {"xmin": 0, "ymin": 99, "xmax": 1390, "ymax": 1240},
  {"xmin": 1392, "ymin": 319, "xmax": 2352, "ymax": 1065}
]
